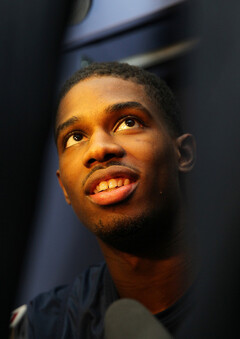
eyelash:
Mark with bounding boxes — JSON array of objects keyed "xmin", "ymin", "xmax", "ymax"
[
  {"xmin": 63, "ymin": 115, "xmax": 145, "ymax": 148},
  {"xmin": 63, "ymin": 131, "xmax": 85, "ymax": 148},
  {"xmin": 114, "ymin": 115, "xmax": 144, "ymax": 131}
]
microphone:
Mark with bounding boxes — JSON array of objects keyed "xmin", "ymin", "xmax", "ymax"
[{"xmin": 104, "ymin": 299, "xmax": 172, "ymax": 339}]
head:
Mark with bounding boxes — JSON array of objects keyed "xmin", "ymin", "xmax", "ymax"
[{"xmin": 55, "ymin": 62, "xmax": 195, "ymax": 258}]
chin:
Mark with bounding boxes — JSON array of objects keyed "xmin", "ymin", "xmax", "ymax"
[{"xmin": 92, "ymin": 210, "xmax": 177, "ymax": 260}]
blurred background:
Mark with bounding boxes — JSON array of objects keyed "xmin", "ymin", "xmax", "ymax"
[
  {"xmin": 2, "ymin": 0, "xmax": 240, "ymax": 338},
  {"xmin": 15, "ymin": 0, "xmax": 196, "ymax": 307}
]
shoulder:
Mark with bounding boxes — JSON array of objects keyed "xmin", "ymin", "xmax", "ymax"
[
  {"xmin": 28, "ymin": 262, "xmax": 107, "ymax": 311},
  {"xmin": 27, "ymin": 262, "xmax": 110, "ymax": 338}
]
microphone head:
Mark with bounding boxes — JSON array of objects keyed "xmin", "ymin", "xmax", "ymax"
[{"xmin": 104, "ymin": 298, "xmax": 172, "ymax": 339}]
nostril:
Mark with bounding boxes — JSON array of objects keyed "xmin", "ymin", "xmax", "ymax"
[
  {"xmin": 88, "ymin": 158, "xmax": 96, "ymax": 165},
  {"xmin": 87, "ymin": 153, "xmax": 116, "ymax": 165},
  {"xmin": 103, "ymin": 153, "xmax": 116, "ymax": 162},
  {"xmin": 84, "ymin": 141, "xmax": 125, "ymax": 167}
]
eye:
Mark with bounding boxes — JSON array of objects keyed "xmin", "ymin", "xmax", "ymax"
[
  {"xmin": 65, "ymin": 132, "xmax": 84, "ymax": 148},
  {"xmin": 115, "ymin": 118, "xmax": 142, "ymax": 132}
]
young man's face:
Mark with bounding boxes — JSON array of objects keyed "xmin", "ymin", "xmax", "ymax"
[{"xmin": 56, "ymin": 76, "xmax": 183, "ymax": 250}]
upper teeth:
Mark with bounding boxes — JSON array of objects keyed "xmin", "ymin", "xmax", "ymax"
[{"xmin": 94, "ymin": 178, "xmax": 130, "ymax": 193}]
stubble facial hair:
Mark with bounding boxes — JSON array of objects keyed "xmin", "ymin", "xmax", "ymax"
[{"xmin": 94, "ymin": 209, "xmax": 181, "ymax": 260}]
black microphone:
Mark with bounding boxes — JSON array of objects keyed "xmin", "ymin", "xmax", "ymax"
[{"xmin": 104, "ymin": 299, "xmax": 172, "ymax": 339}]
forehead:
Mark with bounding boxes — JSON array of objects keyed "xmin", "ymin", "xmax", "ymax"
[{"xmin": 57, "ymin": 76, "xmax": 161, "ymax": 125}]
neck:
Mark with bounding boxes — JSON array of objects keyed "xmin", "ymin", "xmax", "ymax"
[{"xmin": 98, "ymin": 233, "xmax": 196, "ymax": 314}]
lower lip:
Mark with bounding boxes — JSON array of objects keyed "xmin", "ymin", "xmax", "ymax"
[{"xmin": 88, "ymin": 182, "xmax": 138, "ymax": 206}]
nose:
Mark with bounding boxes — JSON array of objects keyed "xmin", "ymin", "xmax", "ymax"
[{"xmin": 83, "ymin": 128, "xmax": 125, "ymax": 167}]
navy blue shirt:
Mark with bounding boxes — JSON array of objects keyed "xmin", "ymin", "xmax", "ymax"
[{"xmin": 28, "ymin": 262, "xmax": 193, "ymax": 338}]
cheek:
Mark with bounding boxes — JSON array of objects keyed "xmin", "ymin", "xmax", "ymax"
[
  {"xmin": 130, "ymin": 136, "xmax": 179, "ymax": 192},
  {"xmin": 129, "ymin": 135, "xmax": 176, "ymax": 167},
  {"xmin": 123, "ymin": 135, "xmax": 159, "ymax": 159},
  {"xmin": 59, "ymin": 154, "xmax": 83, "ymax": 197}
]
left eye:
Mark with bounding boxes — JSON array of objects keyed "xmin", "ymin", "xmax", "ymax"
[{"xmin": 115, "ymin": 118, "xmax": 141, "ymax": 132}]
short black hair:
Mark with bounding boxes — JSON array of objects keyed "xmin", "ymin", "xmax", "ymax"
[{"xmin": 55, "ymin": 62, "xmax": 183, "ymax": 139}]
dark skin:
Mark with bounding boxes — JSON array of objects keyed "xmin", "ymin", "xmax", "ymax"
[{"xmin": 56, "ymin": 76, "xmax": 196, "ymax": 314}]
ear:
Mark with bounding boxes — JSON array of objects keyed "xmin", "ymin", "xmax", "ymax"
[
  {"xmin": 176, "ymin": 133, "xmax": 196, "ymax": 173},
  {"xmin": 56, "ymin": 169, "xmax": 71, "ymax": 205}
]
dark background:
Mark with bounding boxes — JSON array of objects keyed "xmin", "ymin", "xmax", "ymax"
[
  {"xmin": 1, "ymin": 0, "xmax": 240, "ymax": 337},
  {"xmin": 14, "ymin": 0, "xmax": 194, "ymax": 309}
]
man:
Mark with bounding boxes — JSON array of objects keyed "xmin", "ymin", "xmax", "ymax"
[{"xmin": 27, "ymin": 62, "xmax": 196, "ymax": 338}]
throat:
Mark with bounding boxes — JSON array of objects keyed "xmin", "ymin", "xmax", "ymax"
[
  {"xmin": 119, "ymin": 260, "xmax": 191, "ymax": 313},
  {"xmin": 100, "ymin": 240, "xmax": 195, "ymax": 314}
]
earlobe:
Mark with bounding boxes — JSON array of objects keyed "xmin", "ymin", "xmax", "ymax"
[
  {"xmin": 56, "ymin": 169, "xmax": 71, "ymax": 205},
  {"xmin": 176, "ymin": 134, "xmax": 196, "ymax": 172}
]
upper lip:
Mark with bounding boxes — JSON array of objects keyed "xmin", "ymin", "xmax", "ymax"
[{"xmin": 84, "ymin": 165, "xmax": 140, "ymax": 195}]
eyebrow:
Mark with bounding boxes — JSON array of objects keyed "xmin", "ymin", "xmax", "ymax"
[
  {"xmin": 55, "ymin": 101, "xmax": 151, "ymax": 142},
  {"xmin": 55, "ymin": 116, "xmax": 80, "ymax": 142},
  {"xmin": 105, "ymin": 101, "xmax": 151, "ymax": 117}
]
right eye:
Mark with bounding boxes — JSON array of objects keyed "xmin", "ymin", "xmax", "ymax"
[{"xmin": 65, "ymin": 132, "xmax": 84, "ymax": 148}]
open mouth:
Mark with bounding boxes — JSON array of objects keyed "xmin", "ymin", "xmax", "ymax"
[
  {"xmin": 93, "ymin": 177, "xmax": 131, "ymax": 194},
  {"xmin": 89, "ymin": 176, "xmax": 138, "ymax": 206},
  {"xmin": 84, "ymin": 165, "xmax": 140, "ymax": 206}
]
